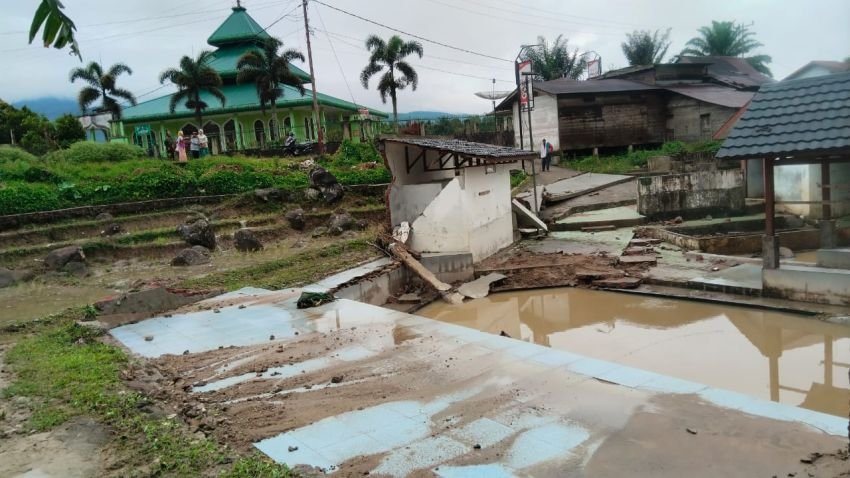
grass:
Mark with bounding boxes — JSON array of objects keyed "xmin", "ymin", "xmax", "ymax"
[
  {"xmin": 567, "ymin": 140, "xmax": 722, "ymax": 174},
  {"xmin": 182, "ymin": 238, "xmax": 379, "ymax": 291}
]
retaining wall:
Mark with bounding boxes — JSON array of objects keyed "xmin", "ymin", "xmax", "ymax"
[{"xmin": 637, "ymin": 169, "xmax": 745, "ymax": 219}]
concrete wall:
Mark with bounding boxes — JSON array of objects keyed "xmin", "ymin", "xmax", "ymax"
[
  {"xmin": 666, "ymin": 97, "xmax": 737, "ymax": 143},
  {"xmin": 746, "ymin": 159, "xmax": 764, "ymax": 198},
  {"xmin": 511, "ymin": 92, "xmax": 559, "ymax": 151},
  {"xmin": 408, "ymin": 178, "xmax": 470, "ymax": 255},
  {"xmin": 637, "ymin": 169, "xmax": 745, "ymax": 218},
  {"xmin": 388, "ymin": 182, "xmax": 444, "ymax": 225},
  {"xmin": 763, "ymin": 265, "xmax": 850, "ymax": 306},
  {"xmin": 764, "ymin": 162, "xmax": 850, "ymax": 219}
]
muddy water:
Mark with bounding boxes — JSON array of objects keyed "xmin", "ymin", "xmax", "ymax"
[
  {"xmin": 792, "ymin": 250, "xmax": 818, "ymax": 263},
  {"xmin": 0, "ymin": 282, "xmax": 115, "ymax": 327},
  {"xmin": 419, "ymin": 288, "xmax": 850, "ymax": 418}
]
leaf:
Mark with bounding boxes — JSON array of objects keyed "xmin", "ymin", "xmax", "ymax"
[{"xmin": 28, "ymin": 0, "xmax": 81, "ymax": 61}]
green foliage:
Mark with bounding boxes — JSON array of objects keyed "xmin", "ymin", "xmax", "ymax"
[
  {"xmin": 53, "ymin": 114, "xmax": 86, "ymax": 148},
  {"xmin": 0, "ymin": 145, "xmax": 39, "ymax": 163},
  {"xmin": 43, "ymin": 141, "xmax": 146, "ymax": 162},
  {"xmin": 0, "ymin": 181, "xmax": 63, "ymax": 213},
  {"xmin": 223, "ymin": 454, "xmax": 293, "ymax": 478},
  {"xmin": 510, "ymin": 170, "xmax": 528, "ymax": 189},
  {"xmin": 622, "ymin": 29, "xmax": 672, "ymax": 66},
  {"xmin": 29, "ymin": 0, "xmax": 81, "ymax": 60},
  {"xmin": 522, "ymin": 35, "xmax": 586, "ymax": 80},
  {"xmin": 571, "ymin": 141, "xmax": 722, "ymax": 174},
  {"xmin": 682, "ymin": 20, "xmax": 772, "ymax": 76},
  {"xmin": 332, "ymin": 139, "xmax": 381, "ymax": 165}
]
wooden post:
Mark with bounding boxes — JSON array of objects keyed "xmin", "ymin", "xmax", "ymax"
[
  {"xmin": 821, "ymin": 160, "xmax": 831, "ymax": 220},
  {"xmin": 763, "ymin": 157, "xmax": 779, "ymax": 269},
  {"xmin": 302, "ymin": 0, "xmax": 325, "ymax": 154}
]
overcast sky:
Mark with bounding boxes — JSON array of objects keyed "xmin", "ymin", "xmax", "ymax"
[{"xmin": 2, "ymin": 0, "xmax": 849, "ymax": 114}]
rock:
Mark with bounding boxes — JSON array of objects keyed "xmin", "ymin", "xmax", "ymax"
[
  {"xmin": 95, "ymin": 212, "xmax": 113, "ymax": 221},
  {"xmin": 354, "ymin": 219, "xmax": 369, "ymax": 231},
  {"xmin": 309, "ymin": 167, "xmax": 344, "ymax": 203},
  {"xmin": 779, "ymin": 246, "xmax": 794, "ymax": 258},
  {"xmin": 44, "ymin": 245, "xmax": 85, "ymax": 270},
  {"xmin": 101, "ymin": 223, "xmax": 122, "ymax": 236},
  {"xmin": 303, "ymin": 187, "xmax": 321, "ymax": 202},
  {"xmin": 330, "ymin": 375, "xmax": 344, "ymax": 384},
  {"xmin": 171, "ymin": 246, "xmax": 212, "ymax": 266},
  {"xmin": 176, "ymin": 219, "xmax": 216, "ymax": 249},
  {"xmin": 291, "ymin": 238, "xmax": 307, "ymax": 248},
  {"xmin": 320, "ymin": 183, "xmax": 344, "ymax": 203},
  {"xmin": 144, "ymin": 335, "xmax": 154, "ymax": 341},
  {"xmin": 285, "ymin": 208, "xmax": 306, "ymax": 230},
  {"xmin": 618, "ymin": 255, "xmax": 657, "ymax": 265},
  {"xmin": 311, "ymin": 226, "xmax": 328, "ymax": 238},
  {"xmin": 458, "ymin": 273, "xmax": 507, "ymax": 299},
  {"xmin": 327, "ymin": 212, "xmax": 354, "ymax": 235},
  {"xmin": 254, "ymin": 187, "xmax": 283, "ymax": 202},
  {"xmin": 62, "ymin": 261, "xmax": 88, "ymax": 277},
  {"xmin": 340, "ymin": 231, "xmax": 358, "ymax": 240},
  {"xmin": 0, "ymin": 268, "xmax": 34, "ymax": 288},
  {"xmin": 234, "ymin": 229, "xmax": 263, "ymax": 252}
]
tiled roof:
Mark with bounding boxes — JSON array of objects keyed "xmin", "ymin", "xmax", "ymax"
[
  {"xmin": 664, "ymin": 85, "xmax": 754, "ymax": 108},
  {"xmin": 535, "ymin": 78, "xmax": 660, "ymax": 95},
  {"xmin": 716, "ymin": 72, "xmax": 850, "ymax": 159},
  {"xmin": 677, "ymin": 56, "xmax": 773, "ymax": 89},
  {"xmin": 383, "ymin": 138, "xmax": 537, "ymax": 161},
  {"xmin": 207, "ymin": 6, "xmax": 270, "ymax": 47},
  {"xmin": 785, "ymin": 61, "xmax": 850, "ymax": 81}
]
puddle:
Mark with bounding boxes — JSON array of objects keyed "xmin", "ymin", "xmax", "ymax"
[
  {"xmin": 419, "ymin": 288, "xmax": 850, "ymax": 418},
  {"xmin": 792, "ymin": 250, "xmax": 818, "ymax": 263},
  {"xmin": 0, "ymin": 282, "xmax": 115, "ymax": 327}
]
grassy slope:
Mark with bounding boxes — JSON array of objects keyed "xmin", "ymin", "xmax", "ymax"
[{"xmin": 567, "ymin": 140, "xmax": 722, "ymax": 174}]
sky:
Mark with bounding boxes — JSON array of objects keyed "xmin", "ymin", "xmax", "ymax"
[{"xmin": 1, "ymin": 0, "xmax": 849, "ymax": 115}]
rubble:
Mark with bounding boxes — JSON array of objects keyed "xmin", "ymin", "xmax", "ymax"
[
  {"xmin": 233, "ymin": 229, "xmax": 263, "ymax": 252},
  {"xmin": 171, "ymin": 246, "xmax": 212, "ymax": 266},
  {"xmin": 458, "ymin": 273, "xmax": 507, "ymax": 299},
  {"xmin": 285, "ymin": 208, "xmax": 306, "ymax": 230},
  {"xmin": 327, "ymin": 211, "xmax": 354, "ymax": 236},
  {"xmin": 177, "ymin": 219, "xmax": 216, "ymax": 250}
]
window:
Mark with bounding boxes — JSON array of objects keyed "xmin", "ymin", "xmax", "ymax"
[
  {"xmin": 254, "ymin": 120, "xmax": 265, "ymax": 147},
  {"xmin": 700, "ymin": 113, "xmax": 711, "ymax": 130},
  {"xmin": 269, "ymin": 119, "xmax": 279, "ymax": 141}
]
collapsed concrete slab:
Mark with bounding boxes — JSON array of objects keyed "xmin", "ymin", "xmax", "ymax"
[
  {"xmin": 544, "ymin": 173, "xmax": 633, "ymax": 203},
  {"xmin": 457, "ymin": 273, "xmax": 506, "ymax": 299},
  {"xmin": 511, "ymin": 199, "xmax": 548, "ymax": 232}
]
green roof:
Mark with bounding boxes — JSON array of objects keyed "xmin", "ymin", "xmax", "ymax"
[
  {"xmin": 205, "ymin": 45, "xmax": 311, "ymax": 82},
  {"xmin": 121, "ymin": 82, "xmax": 388, "ymax": 123},
  {"xmin": 207, "ymin": 6, "xmax": 270, "ymax": 47}
]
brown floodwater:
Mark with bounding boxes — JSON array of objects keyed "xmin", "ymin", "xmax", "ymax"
[
  {"xmin": 0, "ymin": 282, "xmax": 116, "ymax": 327},
  {"xmin": 419, "ymin": 288, "xmax": 850, "ymax": 418}
]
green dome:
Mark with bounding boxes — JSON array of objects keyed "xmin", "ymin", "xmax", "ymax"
[{"xmin": 207, "ymin": 5, "xmax": 270, "ymax": 47}]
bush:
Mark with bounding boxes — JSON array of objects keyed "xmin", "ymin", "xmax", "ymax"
[
  {"xmin": 0, "ymin": 145, "xmax": 39, "ymax": 163},
  {"xmin": 331, "ymin": 140, "xmax": 381, "ymax": 166},
  {"xmin": 43, "ymin": 142, "xmax": 146, "ymax": 163},
  {"xmin": 0, "ymin": 182, "xmax": 63, "ymax": 214}
]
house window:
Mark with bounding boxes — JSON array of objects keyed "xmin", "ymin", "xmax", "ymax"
[
  {"xmin": 304, "ymin": 117, "xmax": 311, "ymax": 139},
  {"xmin": 700, "ymin": 113, "xmax": 711, "ymax": 131}
]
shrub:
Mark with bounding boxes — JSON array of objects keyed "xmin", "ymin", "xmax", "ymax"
[
  {"xmin": 43, "ymin": 142, "xmax": 146, "ymax": 163},
  {"xmin": 0, "ymin": 182, "xmax": 63, "ymax": 214},
  {"xmin": 0, "ymin": 146, "xmax": 39, "ymax": 163},
  {"xmin": 197, "ymin": 169, "xmax": 274, "ymax": 195},
  {"xmin": 331, "ymin": 140, "xmax": 381, "ymax": 166}
]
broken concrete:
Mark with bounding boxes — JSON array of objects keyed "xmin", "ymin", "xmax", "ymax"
[
  {"xmin": 619, "ymin": 255, "xmax": 658, "ymax": 266},
  {"xmin": 457, "ymin": 273, "xmax": 506, "ymax": 299},
  {"xmin": 637, "ymin": 169, "xmax": 745, "ymax": 219},
  {"xmin": 592, "ymin": 276, "xmax": 642, "ymax": 289},
  {"xmin": 94, "ymin": 286, "xmax": 216, "ymax": 327},
  {"xmin": 544, "ymin": 173, "xmax": 633, "ymax": 203},
  {"xmin": 553, "ymin": 206, "xmax": 646, "ymax": 232},
  {"xmin": 511, "ymin": 199, "xmax": 548, "ymax": 231}
]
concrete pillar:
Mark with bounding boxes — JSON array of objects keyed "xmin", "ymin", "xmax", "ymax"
[
  {"xmin": 763, "ymin": 235, "xmax": 780, "ymax": 269},
  {"xmin": 819, "ymin": 219, "xmax": 837, "ymax": 249}
]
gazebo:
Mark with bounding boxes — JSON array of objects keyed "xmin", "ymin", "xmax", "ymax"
[{"xmin": 717, "ymin": 71, "xmax": 850, "ymax": 304}]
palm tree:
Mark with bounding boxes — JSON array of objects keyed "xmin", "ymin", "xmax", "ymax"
[
  {"xmin": 159, "ymin": 51, "xmax": 226, "ymax": 126},
  {"xmin": 360, "ymin": 35, "xmax": 423, "ymax": 130},
  {"xmin": 681, "ymin": 21, "xmax": 772, "ymax": 76},
  {"xmin": 523, "ymin": 35, "xmax": 586, "ymax": 81},
  {"xmin": 622, "ymin": 29, "xmax": 671, "ymax": 66},
  {"xmin": 236, "ymin": 37, "xmax": 305, "ymax": 136},
  {"xmin": 69, "ymin": 61, "xmax": 136, "ymax": 120}
]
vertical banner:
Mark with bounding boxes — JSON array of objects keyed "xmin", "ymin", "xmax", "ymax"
[
  {"xmin": 517, "ymin": 60, "xmax": 533, "ymax": 111},
  {"xmin": 586, "ymin": 58, "xmax": 601, "ymax": 78}
]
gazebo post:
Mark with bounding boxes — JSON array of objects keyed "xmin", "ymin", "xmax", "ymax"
[
  {"xmin": 762, "ymin": 157, "xmax": 780, "ymax": 269},
  {"xmin": 820, "ymin": 160, "xmax": 836, "ymax": 248}
]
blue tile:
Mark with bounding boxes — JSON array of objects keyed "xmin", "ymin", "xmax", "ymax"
[
  {"xmin": 527, "ymin": 349, "xmax": 584, "ymax": 367},
  {"xmin": 254, "ymin": 435, "xmax": 332, "ymax": 469},
  {"xmin": 316, "ymin": 433, "xmax": 384, "ymax": 465},
  {"xmin": 285, "ymin": 416, "xmax": 363, "ymax": 450},
  {"xmin": 637, "ymin": 374, "xmax": 708, "ymax": 395},
  {"xmin": 565, "ymin": 357, "xmax": 621, "ymax": 378},
  {"xmin": 373, "ymin": 435, "xmax": 468, "ymax": 477},
  {"xmin": 366, "ymin": 413, "xmax": 431, "ymax": 447},
  {"xmin": 596, "ymin": 365, "xmax": 659, "ymax": 389},
  {"xmin": 447, "ymin": 417, "xmax": 515, "ymax": 448},
  {"xmin": 337, "ymin": 403, "xmax": 417, "ymax": 435},
  {"xmin": 506, "ymin": 422, "xmax": 589, "ymax": 469}
]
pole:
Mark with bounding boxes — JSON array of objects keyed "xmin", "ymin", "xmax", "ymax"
[
  {"xmin": 517, "ymin": 61, "xmax": 524, "ymax": 150},
  {"xmin": 302, "ymin": 0, "xmax": 324, "ymax": 154},
  {"xmin": 525, "ymin": 75, "xmax": 534, "ymax": 154},
  {"xmin": 525, "ymin": 75, "xmax": 539, "ymax": 218}
]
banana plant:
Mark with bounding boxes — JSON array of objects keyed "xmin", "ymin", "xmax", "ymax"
[{"xmin": 29, "ymin": 0, "xmax": 81, "ymax": 60}]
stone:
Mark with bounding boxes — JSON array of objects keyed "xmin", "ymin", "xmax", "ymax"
[
  {"xmin": 623, "ymin": 246, "xmax": 653, "ymax": 256},
  {"xmin": 44, "ymin": 245, "xmax": 85, "ymax": 270},
  {"xmin": 285, "ymin": 208, "xmax": 306, "ymax": 230},
  {"xmin": 176, "ymin": 219, "xmax": 216, "ymax": 250},
  {"xmin": 618, "ymin": 255, "xmax": 657, "ymax": 265},
  {"xmin": 303, "ymin": 187, "xmax": 321, "ymax": 202},
  {"xmin": 354, "ymin": 219, "xmax": 369, "ymax": 231},
  {"xmin": 779, "ymin": 246, "xmax": 794, "ymax": 258},
  {"xmin": 311, "ymin": 227, "xmax": 328, "ymax": 238},
  {"xmin": 95, "ymin": 212, "xmax": 113, "ymax": 221},
  {"xmin": 254, "ymin": 187, "xmax": 283, "ymax": 202},
  {"xmin": 309, "ymin": 167, "xmax": 344, "ymax": 203},
  {"xmin": 320, "ymin": 183, "xmax": 344, "ymax": 203},
  {"xmin": 171, "ymin": 246, "xmax": 212, "ymax": 266},
  {"xmin": 0, "ymin": 268, "xmax": 34, "ymax": 288},
  {"xmin": 592, "ymin": 277, "xmax": 642, "ymax": 289},
  {"xmin": 629, "ymin": 238, "xmax": 661, "ymax": 247},
  {"xmin": 101, "ymin": 223, "xmax": 122, "ymax": 236},
  {"xmin": 458, "ymin": 273, "xmax": 507, "ymax": 299},
  {"xmin": 327, "ymin": 212, "xmax": 354, "ymax": 235},
  {"xmin": 62, "ymin": 261, "xmax": 88, "ymax": 277},
  {"xmin": 234, "ymin": 229, "xmax": 263, "ymax": 252}
]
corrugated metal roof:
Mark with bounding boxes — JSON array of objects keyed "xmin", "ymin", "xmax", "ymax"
[
  {"xmin": 785, "ymin": 61, "xmax": 850, "ymax": 80},
  {"xmin": 535, "ymin": 78, "xmax": 660, "ymax": 95},
  {"xmin": 677, "ymin": 56, "xmax": 773, "ymax": 89},
  {"xmin": 716, "ymin": 71, "xmax": 850, "ymax": 159},
  {"xmin": 665, "ymin": 85, "xmax": 754, "ymax": 108},
  {"xmin": 383, "ymin": 138, "xmax": 536, "ymax": 161}
]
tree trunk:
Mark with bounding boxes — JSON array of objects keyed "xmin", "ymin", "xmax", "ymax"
[
  {"xmin": 271, "ymin": 97, "xmax": 278, "ymax": 142},
  {"xmin": 195, "ymin": 92, "xmax": 203, "ymax": 127},
  {"xmin": 391, "ymin": 91, "xmax": 398, "ymax": 133}
]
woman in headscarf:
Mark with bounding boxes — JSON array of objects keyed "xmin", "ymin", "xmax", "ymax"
[{"xmin": 176, "ymin": 130, "xmax": 188, "ymax": 163}]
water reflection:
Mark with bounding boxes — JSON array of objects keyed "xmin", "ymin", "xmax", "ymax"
[{"xmin": 419, "ymin": 288, "xmax": 850, "ymax": 418}]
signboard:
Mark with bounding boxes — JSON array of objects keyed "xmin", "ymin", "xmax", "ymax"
[
  {"xmin": 586, "ymin": 58, "xmax": 601, "ymax": 78},
  {"xmin": 358, "ymin": 107, "xmax": 370, "ymax": 116},
  {"xmin": 133, "ymin": 125, "xmax": 152, "ymax": 135},
  {"xmin": 517, "ymin": 60, "xmax": 533, "ymax": 111}
]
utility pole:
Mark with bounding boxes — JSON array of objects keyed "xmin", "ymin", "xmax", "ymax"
[{"xmin": 302, "ymin": 0, "xmax": 325, "ymax": 154}]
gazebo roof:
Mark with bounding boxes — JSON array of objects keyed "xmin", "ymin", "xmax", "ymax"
[
  {"xmin": 207, "ymin": 6, "xmax": 270, "ymax": 47},
  {"xmin": 717, "ymin": 71, "xmax": 850, "ymax": 159}
]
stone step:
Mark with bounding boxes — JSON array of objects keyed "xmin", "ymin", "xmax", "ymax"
[
  {"xmin": 618, "ymin": 255, "xmax": 657, "ymax": 266},
  {"xmin": 592, "ymin": 277, "xmax": 642, "ymax": 289}
]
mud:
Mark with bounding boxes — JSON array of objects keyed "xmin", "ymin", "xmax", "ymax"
[{"xmin": 419, "ymin": 287, "xmax": 850, "ymax": 418}]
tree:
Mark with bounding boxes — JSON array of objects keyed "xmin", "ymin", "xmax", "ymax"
[
  {"xmin": 70, "ymin": 61, "xmax": 137, "ymax": 121},
  {"xmin": 681, "ymin": 21, "xmax": 772, "ymax": 76},
  {"xmin": 522, "ymin": 35, "xmax": 586, "ymax": 81},
  {"xmin": 622, "ymin": 29, "xmax": 671, "ymax": 66},
  {"xmin": 236, "ymin": 37, "xmax": 305, "ymax": 135},
  {"xmin": 159, "ymin": 51, "xmax": 225, "ymax": 127},
  {"xmin": 54, "ymin": 113, "xmax": 85, "ymax": 148},
  {"xmin": 29, "ymin": 0, "xmax": 80, "ymax": 60},
  {"xmin": 361, "ymin": 35, "xmax": 423, "ymax": 130}
]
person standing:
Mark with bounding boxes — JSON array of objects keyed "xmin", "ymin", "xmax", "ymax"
[
  {"xmin": 540, "ymin": 139, "xmax": 549, "ymax": 172},
  {"xmin": 190, "ymin": 132, "xmax": 200, "ymax": 159},
  {"xmin": 176, "ymin": 131, "xmax": 188, "ymax": 163},
  {"xmin": 165, "ymin": 132, "xmax": 175, "ymax": 160},
  {"xmin": 198, "ymin": 129, "xmax": 210, "ymax": 158}
]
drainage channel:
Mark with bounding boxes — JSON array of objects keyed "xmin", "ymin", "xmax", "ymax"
[{"xmin": 418, "ymin": 287, "xmax": 850, "ymax": 418}]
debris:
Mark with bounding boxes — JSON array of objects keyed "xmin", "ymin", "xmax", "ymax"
[
  {"xmin": 299, "ymin": 159, "xmax": 316, "ymax": 171},
  {"xmin": 144, "ymin": 335, "xmax": 154, "ymax": 341},
  {"xmin": 285, "ymin": 208, "xmax": 306, "ymax": 230},
  {"xmin": 330, "ymin": 375, "xmax": 344, "ymax": 384},
  {"xmin": 311, "ymin": 226, "xmax": 328, "ymax": 238},
  {"xmin": 44, "ymin": 245, "xmax": 85, "ymax": 270},
  {"xmin": 297, "ymin": 291, "xmax": 334, "ymax": 309},
  {"xmin": 387, "ymin": 242, "xmax": 462, "ymax": 304},
  {"xmin": 629, "ymin": 238, "xmax": 661, "ymax": 247},
  {"xmin": 623, "ymin": 246, "xmax": 653, "ymax": 256},
  {"xmin": 101, "ymin": 223, "xmax": 122, "ymax": 236},
  {"xmin": 575, "ymin": 269, "xmax": 624, "ymax": 281},
  {"xmin": 327, "ymin": 211, "xmax": 355, "ymax": 236},
  {"xmin": 511, "ymin": 199, "xmax": 548, "ymax": 231},
  {"xmin": 234, "ymin": 228, "xmax": 263, "ymax": 252},
  {"xmin": 396, "ymin": 293, "xmax": 421, "ymax": 304},
  {"xmin": 473, "ymin": 444, "xmax": 482, "ymax": 450},
  {"xmin": 618, "ymin": 255, "xmax": 657, "ymax": 266},
  {"xmin": 499, "ymin": 331, "xmax": 511, "ymax": 337},
  {"xmin": 686, "ymin": 428, "xmax": 698, "ymax": 435},
  {"xmin": 288, "ymin": 445, "xmax": 299, "ymax": 452},
  {"xmin": 592, "ymin": 277, "xmax": 642, "ymax": 289},
  {"xmin": 392, "ymin": 221, "xmax": 411, "ymax": 243},
  {"xmin": 779, "ymin": 246, "xmax": 794, "ymax": 258},
  {"xmin": 581, "ymin": 225, "xmax": 616, "ymax": 232},
  {"xmin": 711, "ymin": 267, "xmax": 720, "ymax": 272},
  {"xmin": 176, "ymin": 218, "xmax": 216, "ymax": 250},
  {"xmin": 254, "ymin": 187, "xmax": 283, "ymax": 202},
  {"xmin": 269, "ymin": 335, "xmax": 275, "ymax": 341},
  {"xmin": 171, "ymin": 246, "xmax": 212, "ymax": 266},
  {"xmin": 458, "ymin": 273, "xmax": 507, "ymax": 299}
]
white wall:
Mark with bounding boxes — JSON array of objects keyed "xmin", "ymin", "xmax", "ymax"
[
  {"xmin": 461, "ymin": 165, "xmax": 516, "ymax": 261},
  {"xmin": 408, "ymin": 178, "xmax": 470, "ymax": 254},
  {"xmin": 768, "ymin": 163, "xmax": 849, "ymax": 218},
  {"xmin": 511, "ymin": 91, "xmax": 560, "ymax": 151}
]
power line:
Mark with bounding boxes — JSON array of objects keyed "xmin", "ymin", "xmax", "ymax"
[
  {"xmin": 313, "ymin": 3, "xmax": 359, "ymax": 107},
  {"xmin": 310, "ymin": 0, "xmax": 512, "ymax": 63}
]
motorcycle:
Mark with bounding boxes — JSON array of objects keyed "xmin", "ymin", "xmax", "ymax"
[{"xmin": 282, "ymin": 140, "xmax": 315, "ymax": 157}]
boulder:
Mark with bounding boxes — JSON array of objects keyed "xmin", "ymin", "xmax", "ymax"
[
  {"xmin": 354, "ymin": 219, "xmax": 369, "ymax": 231},
  {"xmin": 327, "ymin": 212, "xmax": 354, "ymax": 236},
  {"xmin": 95, "ymin": 212, "xmax": 113, "ymax": 221},
  {"xmin": 171, "ymin": 246, "xmax": 211, "ymax": 266},
  {"xmin": 309, "ymin": 167, "xmax": 344, "ymax": 204},
  {"xmin": 311, "ymin": 226, "xmax": 328, "ymax": 238},
  {"xmin": 779, "ymin": 246, "xmax": 794, "ymax": 258},
  {"xmin": 44, "ymin": 245, "xmax": 85, "ymax": 270},
  {"xmin": 285, "ymin": 208, "xmax": 306, "ymax": 230},
  {"xmin": 254, "ymin": 187, "xmax": 283, "ymax": 202},
  {"xmin": 62, "ymin": 261, "xmax": 88, "ymax": 277},
  {"xmin": 177, "ymin": 219, "xmax": 216, "ymax": 250},
  {"xmin": 234, "ymin": 229, "xmax": 263, "ymax": 252},
  {"xmin": 303, "ymin": 187, "xmax": 321, "ymax": 202},
  {"xmin": 101, "ymin": 223, "xmax": 122, "ymax": 236},
  {"xmin": 320, "ymin": 183, "xmax": 344, "ymax": 204},
  {"xmin": 0, "ymin": 268, "xmax": 34, "ymax": 288}
]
